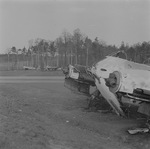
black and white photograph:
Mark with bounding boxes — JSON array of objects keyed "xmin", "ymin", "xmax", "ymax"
[{"xmin": 0, "ymin": 0, "xmax": 150, "ymax": 148}]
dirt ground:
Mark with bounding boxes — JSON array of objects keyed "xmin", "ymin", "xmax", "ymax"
[{"xmin": 0, "ymin": 73, "xmax": 150, "ymax": 149}]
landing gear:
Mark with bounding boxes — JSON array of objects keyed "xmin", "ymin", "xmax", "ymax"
[{"xmin": 86, "ymin": 89, "xmax": 112, "ymax": 112}]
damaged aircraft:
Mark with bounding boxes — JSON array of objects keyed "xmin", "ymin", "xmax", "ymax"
[{"xmin": 62, "ymin": 51, "xmax": 150, "ymax": 123}]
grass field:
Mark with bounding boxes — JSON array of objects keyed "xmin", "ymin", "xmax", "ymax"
[
  {"xmin": 0, "ymin": 77, "xmax": 149, "ymax": 149},
  {"xmin": 0, "ymin": 70, "xmax": 64, "ymax": 76},
  {"xmin": 0, "ymin": 61, "xmax": 26, "ymax": 71}
]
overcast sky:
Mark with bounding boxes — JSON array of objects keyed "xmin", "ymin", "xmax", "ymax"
[{"xmin": 0, "ymin": 0, "xmax": 150, "ymax": 53}]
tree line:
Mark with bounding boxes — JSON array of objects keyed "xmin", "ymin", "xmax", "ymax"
[{"xmin": 2, "ymin": 28, "xmax": 150, "ymax": 70}]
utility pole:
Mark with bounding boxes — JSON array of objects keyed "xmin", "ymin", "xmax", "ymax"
[
  {"xmin": 16, "ymin": 50, "xmax": 18, "ymax": 70},
  {"xmin": 57, "ymin": 52, "xmax": 59, "ymax": 67},
  {"xmin": 38, "ymin": 46, "xmax": 40, "ymax": 69},
  {"xmin": 70, "ymin": 49, "xmax": 72, "ymax": 65},
  {"xmin": 7, "ymin": 52, "xmax": 9, "ymax": 70},
  {"xmin": 86, "ymin": 47, "xmax": 88, "ymax": 66},
  {"xmin": 75, "ymin": 48, "xmax": 78, "ymax": 64}
]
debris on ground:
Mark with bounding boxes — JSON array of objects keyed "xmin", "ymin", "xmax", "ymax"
[{"xmin": 128, "ymin": 127, "xmax": 149, "ymax": 135}]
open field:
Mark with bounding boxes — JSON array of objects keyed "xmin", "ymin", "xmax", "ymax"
[
  {"xmin": 0, "ymin": 70, "xmax": 63, "ymax": 76},
  {"xmin": 0, "ymin": 61, "xmax": 25, "ymax": 71},
  {"xmin": 0, "ymin": 73, "xmax": 150, "ymax": 149}
]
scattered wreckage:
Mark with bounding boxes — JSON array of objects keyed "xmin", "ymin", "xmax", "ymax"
[
  {"xmin": 23, "ymin": 66, "xmax": 61, "ymax": 71},
  {"xmin": 44, "ymin": 66, "xmax": 61, "ymax": 71},
  {"xmin": 23, "ymin": 66, "xmax": 36, "ymax": 70},
  {"xmin": 62, "ymin": 51, "xmax": 150, "ymax": 134}
]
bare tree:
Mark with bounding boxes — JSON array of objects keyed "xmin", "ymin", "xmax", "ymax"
[
  {"xmin": 73, "ymin": 28, "xmax": 84, "ymax": 64},
  {"xmin": 84, "ymin": 37, "xmax": 92, "ymax": 66},
  {"xmin": 61, "ymin": 30, "xmax": 72, "ymax": 66}
]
